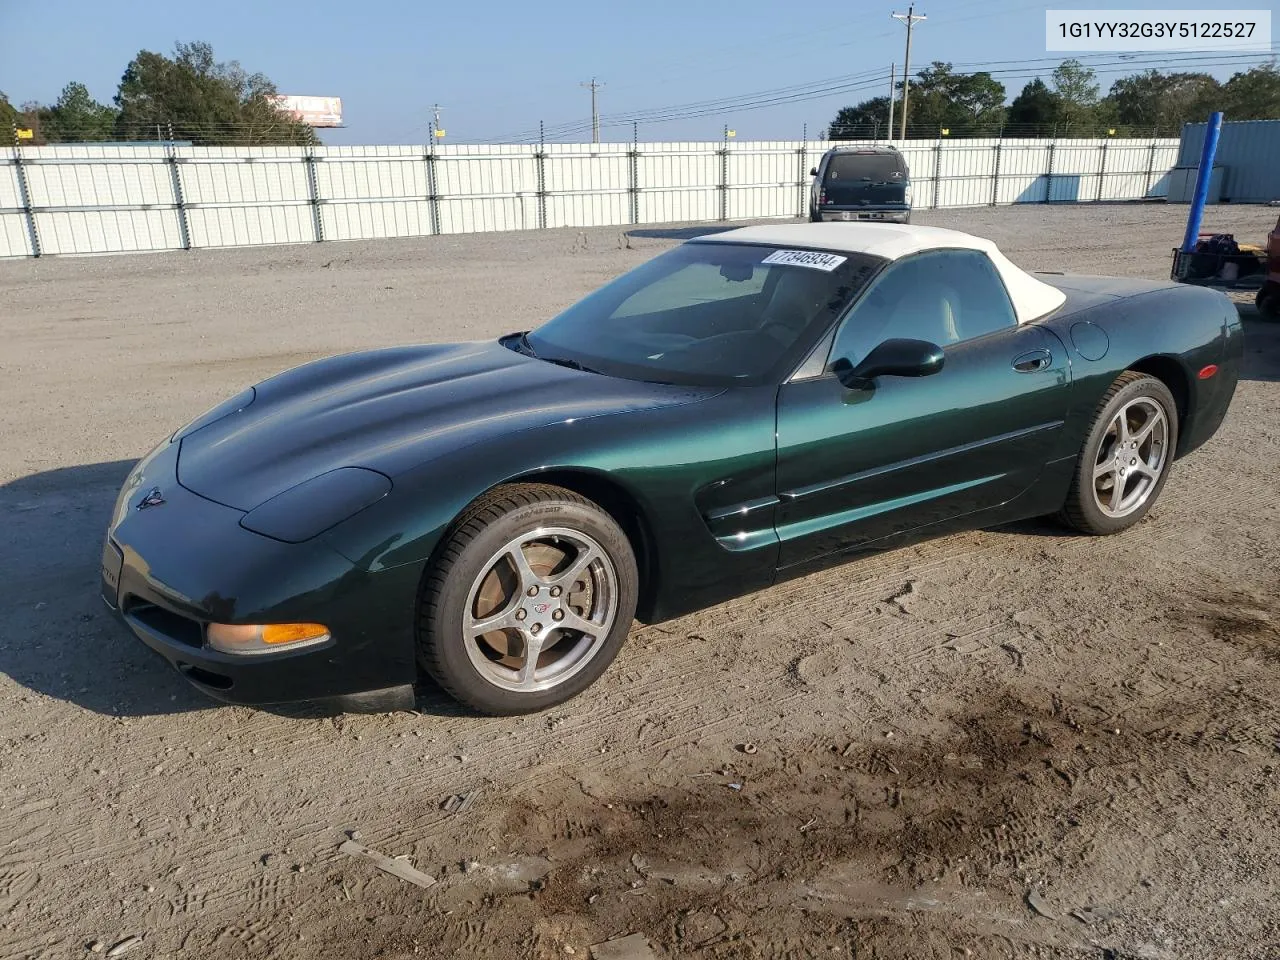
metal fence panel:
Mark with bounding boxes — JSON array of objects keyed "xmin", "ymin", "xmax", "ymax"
[
  {"xmin": 1179, "ymin": 118, "xmax": 1280, "ymax": 203},
  {"xmin": 36, "ymin": 209, "xmax": 180, "ymax": 255},
  {"xmin": 0, "ymin": 137, "xmax": 1183, "ymax": 257},
  {"xmin": 322, "ymin": 200, "xmax": 433, "ymax": 241},
  {"xmin": 0, "ymin": 213, "xmax": 33, "ymax": 258},
  {"xmin": 185, "ymin": 204, "xmax": 314, "ymax": 248},
  {"xmin": 546, "ymin": 192, "xmax": 629, "ymax": 229}
]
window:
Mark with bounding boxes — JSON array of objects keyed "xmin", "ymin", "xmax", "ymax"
[
  {"xmin": 612, "ymin": 261, "xmax": 768, "ymax": 318},
  {"xmin": 824, "ymin": 152, "xmax": 907, "ymax": 183},
  {"xmin": 526, "ymin": 242, "xmax": 879, "ymax": 386},
  {"xmin": 827, "ymin": 249, "xmax": 1017, "ymax": 370}
]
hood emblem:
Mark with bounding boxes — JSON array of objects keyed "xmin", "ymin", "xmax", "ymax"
[{"xmin": 136, "ymin": 487, "xmax": 166, "ymax": 511}]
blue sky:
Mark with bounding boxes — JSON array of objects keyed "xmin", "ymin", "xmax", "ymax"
[{"xmin": 1, "ymin": 0, "xmax": 1273, "ymax": 143}]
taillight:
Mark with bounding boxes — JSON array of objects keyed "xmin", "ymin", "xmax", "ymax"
[{"xmin": 819, "ymin": 188, "xmax": 827, "ymax": 206}]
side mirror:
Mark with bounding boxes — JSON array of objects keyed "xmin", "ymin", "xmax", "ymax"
[
  {"xmin": 833, "ymin": 338, "xmax": 945, "ymax": 386},
  {"xmin": 809, "ymin": 167, "xmax": 818, "ymax": 176}
]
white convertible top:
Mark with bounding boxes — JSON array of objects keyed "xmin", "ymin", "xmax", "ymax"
[{"xmin": 697, "ymin": 222, "xmax": 1066, "ymax": 324}]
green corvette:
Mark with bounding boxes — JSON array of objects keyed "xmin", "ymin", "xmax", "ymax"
[{"xmin": 102, "ymin": 223, "xmax": 1243, "ymax": 715}]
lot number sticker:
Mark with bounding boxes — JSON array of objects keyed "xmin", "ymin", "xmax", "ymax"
[{"xmin": 761, "ymin": 249, "xmax": 847, "ymax": 271}]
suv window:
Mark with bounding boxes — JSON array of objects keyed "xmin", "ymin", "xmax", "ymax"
[
  {"xmin": 828, "ymin": 249, "xmax": 1017, "ymax": 369},
  {"xmin": 824, "ymin": 152, "xmax": 907, "ymax": 182}
]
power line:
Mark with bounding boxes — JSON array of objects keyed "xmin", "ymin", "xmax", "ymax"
[{"xmin": 476, "ymin": 50, "xmax": 1271, "ymax": 144}]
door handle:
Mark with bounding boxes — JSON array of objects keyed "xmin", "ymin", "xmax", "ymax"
[{"xmin": 1012, "ymin": 349, "xmax": 1052, "ymax": 373}]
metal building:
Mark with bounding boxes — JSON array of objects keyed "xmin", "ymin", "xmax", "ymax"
[{"xmin": 1178, "ymin": 119, "xmax": 1280, "ymax": 204}]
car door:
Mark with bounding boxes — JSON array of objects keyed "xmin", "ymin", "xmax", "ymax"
[{"xmin": 774, "ymin": 248, "xmax": 1071, "ymax": 567}]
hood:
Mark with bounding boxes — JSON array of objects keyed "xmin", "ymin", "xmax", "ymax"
[{"xmin": 177, "ymin": 339, "xmax": 714, "ymax": 511}]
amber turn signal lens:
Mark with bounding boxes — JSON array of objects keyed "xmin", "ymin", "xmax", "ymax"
[
  {"xmin": 261, "ymin": 623, "xmax": 329, "ymax": 645},
  {"xmin": 207, "ymin": 622, "xmax": 330, "ymax": 655}
]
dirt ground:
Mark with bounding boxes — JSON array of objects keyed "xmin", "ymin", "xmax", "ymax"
[{"xmin": 1, "ymin": 203, "xmax": 1278, "ymax": 960}]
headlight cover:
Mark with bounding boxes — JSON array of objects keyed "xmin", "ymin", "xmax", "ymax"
[
  {"xmin": 171, "ymin": 387, "xmax": 256, "ymax": 442},
  {"xmin": 239, "ymin": 467, "xmax": 392, "ymax": 543}
]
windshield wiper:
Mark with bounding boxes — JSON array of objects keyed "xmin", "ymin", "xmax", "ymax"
[
  {"xmin": 511, "ymin": 331, "xmax": 538, "ymax": 357},
  {"xmin": 539, "ymin": 354, "xmax": 606, "ymax": 376}
]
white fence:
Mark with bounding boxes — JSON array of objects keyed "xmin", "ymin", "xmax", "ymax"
[{"xmin": 0, "ymin": 137, "xmax": 1181, "ymax": 259}]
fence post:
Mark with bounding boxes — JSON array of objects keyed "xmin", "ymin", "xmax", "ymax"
[
  {"xmin": 11, "ymin": 125, "xmax": 41, "ymax": 258},
  {"xmin": 1095, "ymin": 138, "xmax": 1109, "ymax": 202},
  {"xmin": 990, "ymin": 134, "xmax": 1003, "ymax": 207},
  {"xmin": 1044, "ymin": 134, "xmax": 1057, "ymax": 203},
  {"xmin": 717, "ymin": 137, "xmax": 729, "ymax": 222},
  {"xmin": 628, "ymin": 126, "xmax": 640, "ymax": 225},
  {"xmin": 932, "ymin": 135, "xmax": 944, "ymax": 209},
  {"xmin": 165, "ymin": 124, "xmax": 192, "ymax": 250},
  {"xmin": 535, "ymin": 121, "xmax": 548, "ymax": 230},
  {"xmin": 797, "ymin": 138, "xmax": 809, "ymax": 219},
  {"xmin": 426, "ymin": 134, "xmax": 441, "ymax": 236},
  {"xmin": 1144, "ymin": 136, "xmax": 1159, "ymax": 198},
  {"xmin": 304, "ymin": 146, "xmax": 324, "ymax": 242}
]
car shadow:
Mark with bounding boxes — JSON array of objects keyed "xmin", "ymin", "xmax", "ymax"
[
  {"xmin": 0, "ymin": 460, "xmax": 473, "ymax": 720},
  {"xmin": 1240, "ymin": 305, "xmax": 1280, "ymax": 383}
]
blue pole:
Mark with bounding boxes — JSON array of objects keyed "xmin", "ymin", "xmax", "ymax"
[{"xmin": 1180, "ymin": 111, "xmax": 1223, "ymax": 253}]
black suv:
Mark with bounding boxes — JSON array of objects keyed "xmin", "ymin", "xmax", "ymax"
[{"xmin": 809, "ymin": 146, "xmax": 912, "ymax": 223}]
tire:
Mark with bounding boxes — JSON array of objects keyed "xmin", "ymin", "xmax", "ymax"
[
  {"xmin": 1257, "ymin": 284, "xmax": 1280, "ymax": 319},
  {"xmin": 417, "ymin": 483, "xmax": 638, "ymax": 715},
  {"xmin": 1058, "ymin": 371, "xmax": 1179, "ymax": 535}
]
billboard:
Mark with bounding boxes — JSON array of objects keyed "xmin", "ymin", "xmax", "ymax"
[{"xmin": 270, "ymin": 95, "xmax": 344, "ymax": 128}]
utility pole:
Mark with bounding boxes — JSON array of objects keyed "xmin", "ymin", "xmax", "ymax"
[
  {"xmin": 887, "ymin": 63, "xmax": 896, "ymax": 143},
  {"xmin": 429, "ymin": 103, "xmax": 444, "ymax": 141},
  {"xmin": 892, "ymin": 5, "xmax": 926, "ymax": 141},
  {"xmin": 580, "ymin": 77, "xmax": 604, "ymax": 144}
]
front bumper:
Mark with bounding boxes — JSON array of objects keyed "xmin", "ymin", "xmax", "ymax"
[
  {"xmin": 102, "ymin": 440, "xmax": 419, "ymax": 708},
  {"xmin": 816, "ymin": 208, "xmax": 910, "ymax": 223}
]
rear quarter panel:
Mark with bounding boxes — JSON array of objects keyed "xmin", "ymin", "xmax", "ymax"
[{"xmin": 1043, "ymin": 282, "xmax": 1241, "ymax": 459}]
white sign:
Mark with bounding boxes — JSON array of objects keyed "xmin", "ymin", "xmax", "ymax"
[
  {"xmin": 761, "ymin": 249, "xmax": 848, "ymax": 272},
  {"xmin": 269, "ymin": 95, "xmax": 344, "ymax": 127},
  {"xmin": 1046, "ymin": 10, "xmax": 1272, "ymax": 51}
]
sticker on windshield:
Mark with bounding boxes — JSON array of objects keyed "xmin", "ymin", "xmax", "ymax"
[{"xmin": 761, "ymin": 249, "xmax": 847, "ymax": 272}]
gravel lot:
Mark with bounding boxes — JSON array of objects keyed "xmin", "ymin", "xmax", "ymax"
[{"xmin": 2, "ymin": 204, "xmax": 1278, "ymax": 960}]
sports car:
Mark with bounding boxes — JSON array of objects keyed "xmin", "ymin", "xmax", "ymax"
[{"xmin": 102, "ymin": 223, "xmax": 1243, "ymax": 715}]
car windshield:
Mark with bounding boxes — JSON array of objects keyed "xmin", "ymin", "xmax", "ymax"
[
  {"xmin": 824, "ymin": 153, "xmax": 906, "ymax": 182},
  {"xmin": 523, "ymin": 242, "xmax": 880, "ymax": 386}
]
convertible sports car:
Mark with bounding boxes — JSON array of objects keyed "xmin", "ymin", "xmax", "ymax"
[{"xmin": 102, "ymin": 223, "xmax": 1243, "ymax": 715}]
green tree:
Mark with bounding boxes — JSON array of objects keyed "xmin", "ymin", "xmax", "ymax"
[
  {"xmin": 114, "ymin": 41, "xmax": 316, "ymax": 145},
  {"xmin": 41, "ymin": 82, "xmax": 118, "ymax": 142},
  {"xmin": 906, "ymin": 62, "xmax": 1006, "ymax": 137},
  {"xmin": 1220, "ymin": 63, "xmax": 1280, "ymax": 120},
  {"xmin": 1006, "ymin": 78, "xmax": 1060, "ymax": 135},
  {"xmin": 828, "ymin": 97, "xmax": 892, "ymax": 139},
  {"xmin": 1051, "ymin": 59, "xmax": 1099, "ymax": 132},
  {"xmin": 0, "ymin": 92, "xmax": 16, "ymax": 133},
  {"xmin": 1104, "ymin": 69, "xmax": 1221, "ymax": 134}
]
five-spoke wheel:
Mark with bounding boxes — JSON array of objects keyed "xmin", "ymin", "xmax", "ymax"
[
  {"xmin": 463, "ymin": 528, "xmax": 619, "ymax": 693},
  {"xmin": 418, "ymin": 484, "xmax": 638, "ymax": 715},
  {"xmin": 1061, "ymin": 371, "xmax": 1179, "ymax": 535},
  {"xmin": 1089, "ymin": 396, "xmax": 1169, "ymax": 519}
]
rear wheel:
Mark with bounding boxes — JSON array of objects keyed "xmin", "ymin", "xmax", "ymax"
[
  {"xmin": 417, "ymin": 484, "xmax": 638, "ymax": 715},
  {"xmin": 1059, "ymin": 372, "xmax": 1178, "ymax": 535}
]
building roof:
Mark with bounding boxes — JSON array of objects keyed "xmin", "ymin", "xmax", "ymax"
[{"xmin": 694, "ymin": 222, "xmax": 1067, "ymax": 324}]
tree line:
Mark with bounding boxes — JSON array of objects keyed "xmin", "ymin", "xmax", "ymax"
[
  {"xmin": 828, "ymin": 59, "xmax": 1280, "ymax": 139},
  {"xmin": 1, "ymin": 42, "xmax": 316, "ymax": 146}
]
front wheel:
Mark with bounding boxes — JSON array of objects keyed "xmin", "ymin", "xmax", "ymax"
[
  {"xmin": 1059, "ymin": 372, "xmax": 1179, "ymax": 535},
  {"xmin": 417, "ymin": 484, "xmax": 638, "ymax": 715}
]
